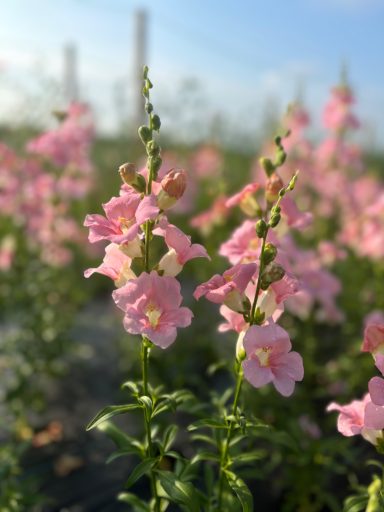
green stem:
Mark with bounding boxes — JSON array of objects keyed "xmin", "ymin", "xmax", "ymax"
[
  {"xmin": 141, "ymin": 337, "xmax": 160, "ymax": 512},
  {"xmin": 144, "ymin": 221, "xmax": 151, "ymax": 273},
  {"xmin": 217, "ymin": 362, "xmax": 244, "ymax": 510},
  {"xmin": 249, "ymin": 228, "xmax": 269, "ymax": 325}
]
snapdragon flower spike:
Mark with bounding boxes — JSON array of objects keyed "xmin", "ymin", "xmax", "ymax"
[
  {"xmin": 112, "ymin": 271, "xmax": 193, "ymax": 349},
  {"xmin": 242, "ymin": 322, "xmax": 304, "ymax": 397},
  {"xmin": 84, "ymin": 243, "xmax": 135, "ymax": 287},
  {"xmin": 153, "ymin": 219, "xmax": 210, "ymax": 276},
  {"xmin": 193, "ymin": 262, "xmax": 257, "ymax": 312}
]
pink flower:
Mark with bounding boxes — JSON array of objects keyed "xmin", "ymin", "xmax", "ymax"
[
  {"xmin": 364, "ymin": 400, "xmax": 384, "ymax": 431},
  {"xmin": 280, "ymin": 196, "xmax": 313, "ymax": 230},
  {"xmin": 153, "ymin": 220, "xmax": 209, "ymax": 276},
  {"xmin": 84, "ymin": 192, "xmax": 159, "ymax": 244},
  {"xmin": 190, "ymin": 195, "xmax": 228, "ymax": 236},
  {"xmin": 218, "ymin": 305, "xmax": 247, "ymax": 333},
  {"xmin": 242, "ymin": 322, "xmax": 304, "ymax": 397},
  {"xmin": 112, "ymin": 271, "xmax": 193, "ymax": 349},
  {"xmin": 219, "ymin": 220, "xmax": 262, "ymax": 265},
  {"xmin": 84, "ymin": 243, "xmax": 135, "ymax": 287},
  {"xmin": 225, "ymin": 183, "xmax": 260, "ymax": 216},
  {"xmin": 327, "ymin": 394, "xmax": 370, "ymax": 436},
  {"xmin": 361, "ymin": 323, "xmax": 384, "ymax": 354},
  {"xmin": 194, "ymin": 262, "xmax": 257, "ymax": 312}
]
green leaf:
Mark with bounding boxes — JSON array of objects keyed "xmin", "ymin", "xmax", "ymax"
[
  {"xmin": 106, "ymin": 447, "xmax": 141, "ymax": 464},
  {"xmin": 121, "ymin": 380, "xmax": 139, "ymax": 395},
  {"xmin": 156, "ymin": 470, "xmax": 200, "ymax": 512},
  {"xmin": 231, "ymin": 450, "xmax": 266, "ymax": 466},
  {"xmin": 162, "ymin": 425, "xmax": 179, "ymax": 452},
  {"xmin": 118, "ymin": 492, "xmax": 150, "ymax": 511},
  {"xmin": 191, "ymin": 433, "xmax": 217, "ymax": 446},
  {"xmin": 191, "ymin": 451, "xmax": 220, "ymax": 464},
  {"xmin": 86, "ymin": 404, "xmax": 141, "ymax": 430},
  {"xmin": 138, "ymin": 395, "xmax": 153, "ymax": 414},
  {"xmin": 97, "ymin": 421, "xmax": 144, "ymax": 452},
  {"xmin": 225, "ymin": 470, "xmax": 253, "ymax": 512},
  {"xmin": 125, "ymin": 458, "xmax": 158, "ymax": 489},
  {"xmin": 343, "ymin": 495, "xmax": 368, "ymax": 512},
  {"xmin": 188, "ymin": 418, "xmax": 227, "ymax": 431},
  {"xmin": 152, "ymin": 398, "xmax": 174, "ymax": 418}
]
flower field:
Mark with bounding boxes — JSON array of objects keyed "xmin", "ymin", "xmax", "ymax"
[{"xmin": 1, "ymin": 52, "xmax": 384, "ymax": 512}]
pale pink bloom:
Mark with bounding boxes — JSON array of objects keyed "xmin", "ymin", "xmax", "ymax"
[
  {"xmin": 218, "ymin": 306, "xmax": 247, "ymax": 333},
  {"xmin": 361, "ymin": 323, "xmax": 384, "ymax": 354},
  {"xmin": 327, "ymin": 394, "xmax": 370, "ymax": 436},
  {"xmin": 219, "ymin": 220, "xmax": 262, "ymax": 265},
  {"xmin": 364, "ymin": 400, "xmax": 384, "ymax": 431},
  {"xmin": 194, "ymin": 262, "xmax": 257, "ymax": 312},
  {"xmin": 318, "ymin": 241, "xmax": 347, "ymax": 266},
  {"xmin": 323, "ymin": 86, "xmax": 359, "ymax": 133},
  {"xmin": 84, "ymin": 192, "xmax": 159, "ymax": 244},
  {"xmin": 242, "ymin": 322, "xmax": 304, "ymax": 397},
  {"xmin": 280, "ymin": 196, "xmax": 312, "ymax": 230},
  {"xmin": 190, "ymin": 195, "xmax": 228, "ymax": 236},
  {"xmin": 365, "ymin": 311, "xmax": 384, "ymax": 328},
  {"xmin": 112, "ymin": 271, "xmax": 193, "ymax": 349},
  {"xmin": 84, "ymin": 243, "xmax": 135, "ymax": 287},
  {"xmin": 153, "ymin": 220, "xmax": 209, "ymax": 276},
  {"xmin": 225, "ymin": 183, "xmax": 260, "ymax": 216},
  {"xmin": 0, "ymin": 235, "xmax": 15, "ymax": 271},
  {"xmin": 190, "ymin": 145, "xmax": 223, "ymax": 178}
]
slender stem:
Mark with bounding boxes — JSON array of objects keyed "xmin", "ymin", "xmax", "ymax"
[
  {"xmin": 144, "ymin": 221, "xmax": 151, "ymax": 273},
  {"xmin": 217, "ymin": 362, "xmax": 244, "ymax": 510},
  {"xmin": 141, "ymin": 337, "xmax": 160, "ymax": 512},
  {"xmin": 249, "ymin": 228, "xmax": 269, "ymax": 324}
]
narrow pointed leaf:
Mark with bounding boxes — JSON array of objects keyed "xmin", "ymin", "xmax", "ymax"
[
  {"xmin": 225, "ymin": 470, "xmax": 253, "ymax": 512},
  {"xmin": 125, "ymin": 458, "xmax": 158, "ymax": 489},
  {"xmin": 86, "ymin": 404, "xmax": 141, "ymax": 430}
]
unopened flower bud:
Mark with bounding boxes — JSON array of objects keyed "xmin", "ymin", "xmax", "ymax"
[
  {"xmin": 146, "ymin": 140, "xmax": 161, "ymax": 157},
  {"xmin": 157, "ymin": 169, "xmax": 187, "ymax": 210},
  {"xmin": 255, "ymin": 219, "xmax": 267, "ymax": 238},
  {"xmin": 263, "ymin": 242, "xmax": 277, "ymax": 265},
  {"xmin": 145, "ymin": 102, "xmax": 153, "ymax": 114},
  {"xmin": 161, "ymin": 169, "xmax": 187, "ymax": 199},
  {"xmin": 138, "ymin": 125, "xmax": 152, "ymax": 144},
  {"xmin": 260, "ymin": 263, "xmax": 285, "ymax": 289},
  {"xmin": 151, "ymin": 114, "xmax": 161, "ymax": 131},
  {"xmin": 269, "ymin": 213, "xmax": 281, "ymax": 228},
  {"xmin": 265, "ymin": 174, "xmax": 284, "ymax": 203},
  {"xmin": 259, "ymin": 157, "xmax": 275, "ymax": 177},
  {"xmin": 288, "ymin": 173, "xmax": 298, "ymax": 190},
  {"xmin": 118, "ymin": 162, "xmax": 137, "ymax": 184},
  {"xmin": 274, "ymin": 148, "xmax": 286, "ymax": 167}
]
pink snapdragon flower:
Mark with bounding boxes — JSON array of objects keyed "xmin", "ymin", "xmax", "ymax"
[
  {"xmin": 84, "ymin": 243, "xmax": 135, "ymax": 287},
  {"xmin": 361, "ymin": 323, "xmax": 384, "ymax": 354},
  {"xmin": 242, "ymin": 322, "xmax": 304, "ymax": 397},
  {"xmin": 226, "ymin": 183, "xmax": 260, "ymax": 216},
  {"xmin": 153, "ymin": 220, "xmax": 210, "ymax": 276},
  {"xmin": 280, "ymin": 196, "xmax": 313, "ymax": 230},
  {"xmin": 219, "ymin": 220, "xmax": 263, "ymax": 265},
  {"xmin": 84, "ymin": 193, "xmax": 159, "ymax": 244},
  {"xmin": 327, "ymin": 394, "xmax": 370, "ymax": 436},
  {"xmin": 323, "ymin": 86, "xmax": 359, "ymax": 133},
  {"xmin": 190, "ymin": 195, "xmax": 229, "ymax": 236},
  {"xmin": 112, "ymin": 271, "xmax": 193, "ymax": 349},
  {"xmin": 194, "ymin": 262, "xmax": 257, "ymax": 312},
  {"xmin": 218, "ymin": 306, "xmax": 247, "ymax": 334}
]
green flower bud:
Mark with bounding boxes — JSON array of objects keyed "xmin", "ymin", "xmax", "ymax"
[
  {"xmin": 151, "ymin": 114, "xmax": 161, "ymax": 132},
  {"xmin": 145, "ymin": 102, "xmax": 153, "ymax": 114},
  {"xmin": 274, "ymin": 148, "xmax": 286, "ymax": 167},
  {"xmin": 143, "ymin": 65, "xmax": 149, "ymax": 79},
  {"xmin": 278, "ymin": 188, "xmax": 286, "ymax": 198},
  {"xmin": 269, "ymin": 213, "xmax": 281, "ymax": 228},
  {"xmin": 263, "ymin": 242, "xmax": 277, "ymax": 265},
  {"xmin": 288, "ymin": 173, "xmax": 298, "ymax": 190},
  {"xmin": 255, "ymin": 219, "xmax": 267, "ymax": 238},
  {"xmin": 254, "ymin": 307, "xmax": 265, "ymax": 326},
  {"xmin": 259, "ymin": 157, "xmax": 275, "ymax": 177},
  {"xmin": 138, "ymin": 125, "xmax": 151, "ymax": 144},
  {"xmin": 260, "ymin": 263, "xmax": 285, "ymax": 289},
  {"xmin": 148, "ymin": 156, "xmax": 162, "ymax": 179},
  {"xmin": 146, "ymin": 140, "xmax": 161, "ymax": 157}
]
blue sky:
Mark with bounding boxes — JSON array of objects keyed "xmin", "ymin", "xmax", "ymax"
[{"xmin": 1, "ymin": 0, "xmax": 383, "ymax": 146}]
